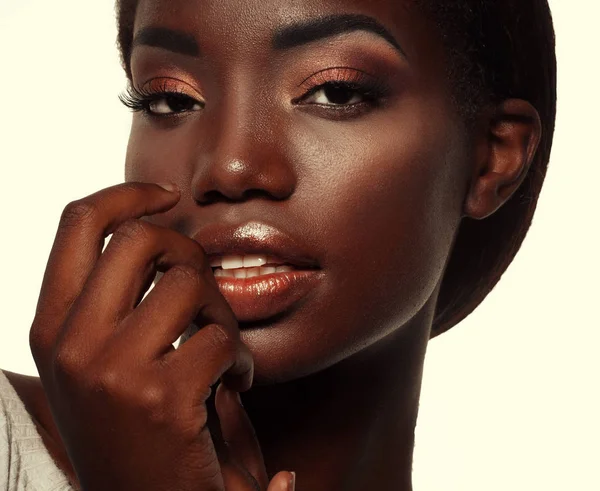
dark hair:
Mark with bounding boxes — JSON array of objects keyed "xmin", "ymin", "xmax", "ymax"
[
  {"xmin": 114, "ymin": 0, "xmax": 557, "ymax": 338},
  {"xmin": 416, "ymin": 1, "xmax": 556, "ymax": 337}
]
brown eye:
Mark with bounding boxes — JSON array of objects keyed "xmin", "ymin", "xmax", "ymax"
[
  {"xmin": 305, "ymin": 82, "xmax": 365, "ymax": 106},
  {"xmin": 148, "ymin": 93, "xmax": 202, "ymax": 115}
]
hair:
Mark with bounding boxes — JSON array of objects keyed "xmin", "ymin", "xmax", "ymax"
[{"xmin": 114, "ymin": 0, "xmax": 557, "ymax": 338}]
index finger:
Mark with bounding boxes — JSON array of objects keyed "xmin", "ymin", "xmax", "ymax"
[{"xmin": 30, "ymin": 181, "xmax": 180, "ymax": 370}]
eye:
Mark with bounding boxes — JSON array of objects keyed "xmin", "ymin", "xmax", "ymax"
[
  {"xmin": 303, "ymin": 82, "xmax": 370, "ymax": 106},
  {"xmin": 119, "ymin": 82, "xmax": 204, "ymax": 117},
  {"xmin": 147, "ymin": 93, "xmax": 203, "ymax": 115},
  {"xmin": 292, "ymin": 67, "xmax": 391, "ymax": 119}
]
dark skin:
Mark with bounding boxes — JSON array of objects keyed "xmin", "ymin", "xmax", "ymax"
[{"xmin": 4, "ymin": 0, "xmax": 542, "ymax": 490}]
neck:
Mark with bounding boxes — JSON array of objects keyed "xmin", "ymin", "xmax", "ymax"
[{"xmin": 241, "ymin": 306, "xmax": 433, "ymax": 491}]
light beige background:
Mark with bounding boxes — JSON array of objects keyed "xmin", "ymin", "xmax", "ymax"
[{"xmin": 0, "ymin": 1, "xmax": 598, "ymax": 489}]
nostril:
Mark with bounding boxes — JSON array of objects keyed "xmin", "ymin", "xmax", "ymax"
[
  {"xmin": 196, "ymin": 190, "xmax": 237, "ymax": 205},
  {"xmin": 241, "ymin": 188, "xmax": 280, "ymax": 201},
  {"xmin": 197, "ymin": 188, "xmax": 282, "ymax": 205}
]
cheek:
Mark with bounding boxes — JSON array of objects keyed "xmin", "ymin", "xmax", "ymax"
[
  {"xmin": 293, "ymin": 111, "xmax": 465, "ymax": 341},
  {"xmin": 124, "ymin": 118, "xmax": 195, "ymax": 184}
]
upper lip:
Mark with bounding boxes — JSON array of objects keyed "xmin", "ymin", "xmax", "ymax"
[{"xmin": 191, "ymin": 221, "xmax": 320, "ymax": 269}]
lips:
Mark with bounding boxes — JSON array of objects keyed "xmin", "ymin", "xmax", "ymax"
[{"xmin": 192, "ymin": 221, "xmax": 323, "ymax": 323}]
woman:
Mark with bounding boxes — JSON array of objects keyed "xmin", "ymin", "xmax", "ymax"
[{"xmin": 0, "ymin": 0, "xmax": 556, "ymax": 490}]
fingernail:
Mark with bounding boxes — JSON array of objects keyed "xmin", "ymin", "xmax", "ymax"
[
  {"xmin": 289, "ymin": 471, "xmax": 296, "ymax": 491},
  {"xmin": 157, "ymin": 182, "xmax": 179, "ymax": 193}
]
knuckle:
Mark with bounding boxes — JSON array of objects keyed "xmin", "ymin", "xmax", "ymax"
[
  {"xmin": 89, "ymin": 363, "xmax": 171, "ymax": 419},
  {"xmin": 139, "ymin": 383, "xmax": 170, "ymax": 418},
  {"xmin": 169, "ymin": 264, "xmax": 203, "ymax": 288},
  {"xmin": 52, "ymin": 346, "xmax": 86, "ymax": 381},
  {"xmin": 93, "ymin": 365, "xmax": 123, "ymax": 392},
  {"xmin": 112, "ymin": 219, "xmax": 152, "ymax": 246},
  {"xmin": 60, "ymin": 199, "xmax": 100, "ymax": 229},
  {"xmin": 85, "ymin": 364, "xmax": 132, "ymax": 401},
  {"xmin": 28, "ymin": 321, "xmax": 46, "ymax": 359},
  {"xmin": 169, "ymin": 410, "xmax": 205, "ymax": 441},
  {"xmin": 208, "ymin": 324, "xmax": 238, "ymax": 354}
]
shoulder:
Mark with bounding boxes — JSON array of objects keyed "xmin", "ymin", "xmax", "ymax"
[
  {"xmin": 0, "ymin": 369, "xmax": 50, "ymax": 444},
  {"xmin": 0, "ymin": 369, "xmax": 40, "ymax": 489},
  {"xmin": 0, "ymin": 369, "xmax": 31, "ymax": 425},
  {"xmin": 0, "ymin": 368, "xmax": 62, "ymax": 453},
  {"xmin": 0, "ymin": 370, "xmax": 45, "ymax": 485},
  {"xmin": 0, "ymin": 369, "xmax": 75, "ymax": 490},
  {"xmin": 0, "ymin": 370, "xmax": 46, "ymax": 423}
]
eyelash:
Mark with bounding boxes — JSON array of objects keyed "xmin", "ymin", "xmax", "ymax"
[
  {"xmin": 294, "ymin": 67, "xmax": 390, "ymax": 113},
  {"xmin": 119, "ymin": 73, "xmax": 389, "ymax": 119},
  {"xmin": 118, "ymin": 81, "xmax": 202, "ymax": 115},
  {"xmin": 295, "ymin": 80, "xmax": 389, "ymax": 117}
]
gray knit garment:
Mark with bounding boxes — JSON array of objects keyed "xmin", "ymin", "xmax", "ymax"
[{"xmin": 0, "ymin": 370, "xmax": 73, "ymax": 490}]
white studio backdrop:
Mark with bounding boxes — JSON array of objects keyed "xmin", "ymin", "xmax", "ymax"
[{"xmin": 0, "ymin": 2, "xmax": 598, "ymax": 490}]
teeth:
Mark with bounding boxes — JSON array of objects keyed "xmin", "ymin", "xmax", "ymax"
[
  {"xmin": 243, "ymin": 255, "xmax": 268, "ymax": 268},
  {"xmin": 213, "ymin": 265, "xmax": 295, "ymax": 278},
  {"xmin": 221, "ymin": 255, "xmax": 244, "ymax": 270},
  {"xmin": 215, "ymin": 254, "xmax": 285, "ymax": 270}
]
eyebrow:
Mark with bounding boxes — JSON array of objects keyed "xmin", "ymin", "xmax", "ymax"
[
  {"xmin": 131, "ymin": 14, "xmax": 406, "ymax": 60},
  {"xmin": 132, "ymin": 27, "xmax": 200, "ymax": 57},
  {"xmin": 272, "ymin": 14, "xmax": 406, "ymax": 58}
]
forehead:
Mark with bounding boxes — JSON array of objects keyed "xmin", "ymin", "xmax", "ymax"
[{"xmin": 133, "ymin": 0, "xmax": 434, "ymax": 61}]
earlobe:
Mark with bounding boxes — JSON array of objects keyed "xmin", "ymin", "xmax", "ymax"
[{"xmin": 463, "ymin": 99, "xmax": 542, "ymax": 220}]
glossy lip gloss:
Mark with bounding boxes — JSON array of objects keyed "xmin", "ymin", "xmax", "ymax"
[
  {"xmin": 213, "ymin": 269, "xmax": 323, "ymax": 323},
  {"xmin": 194, "ymin": 221, "xmax": 324, "ymax": 323}
]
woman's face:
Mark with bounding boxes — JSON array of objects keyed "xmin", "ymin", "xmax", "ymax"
[{"xmin": 125, "ymin": 0, "xmax": 472, "ymax": 384}]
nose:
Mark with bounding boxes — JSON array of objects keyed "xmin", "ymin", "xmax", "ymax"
[{"xmin": 191, "ymin": 104, "xmax": 296, "ymax": 205}]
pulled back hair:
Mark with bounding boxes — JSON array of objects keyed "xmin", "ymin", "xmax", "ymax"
[{"xmin": 114, "ymin": 0, "xmax": 557, "ymax": 338}]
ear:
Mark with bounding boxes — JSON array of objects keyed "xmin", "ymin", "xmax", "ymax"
[{"xmin": 463, "ymin": 99, "xmax": 542, "ymax": 220}]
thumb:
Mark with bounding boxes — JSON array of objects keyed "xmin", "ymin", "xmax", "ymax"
[
  {"xmin": 267, "ymin": 471, "xmax": 296, "ymax": 491},
  {"xmin": 216, "ymin": 382, "xmax": 268, "ymax": 489}
]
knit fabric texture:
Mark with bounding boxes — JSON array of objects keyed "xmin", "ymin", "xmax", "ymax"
[{"xmin": 0, "ymin": 370, "xmax": 73, "ymax": 490}]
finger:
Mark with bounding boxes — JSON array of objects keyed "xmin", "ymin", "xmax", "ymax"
[
  {"xmin": 267, "ymin": 472, "xmax": 296, "ymax": 491},
  {"xmin": 29, "ymin": 182, "xmax": 180, "ymax": 371},
  {"xmin": 166, "ymin": 321, "xmax": 254, "ymax": 395},
  {"xmin": 220, "ymin": 459, "xmax": 260, "ymax": 491},
  {"xmin": 220, "ymin": 460, "xmax": 294, "ymax": 491},
  {"xmin": 115, "ymin": 262, "xmax": 236, "ymax": 360},
  {"xmin": 59, "ymin": 220, "xmax": 213, "ymax": 358},
  {"xmin": 215, "ymin": 383, "xmax": 268, "ymax": 490}
]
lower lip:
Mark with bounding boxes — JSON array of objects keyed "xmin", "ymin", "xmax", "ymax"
[{"xmin": 213, "ymin": 269, "xmax": 323, "ymax": 322}]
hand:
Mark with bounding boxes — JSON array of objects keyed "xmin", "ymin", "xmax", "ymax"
[{"xmin": 29, "ymin": 182, "xmax": 295, "ymax": 491}]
